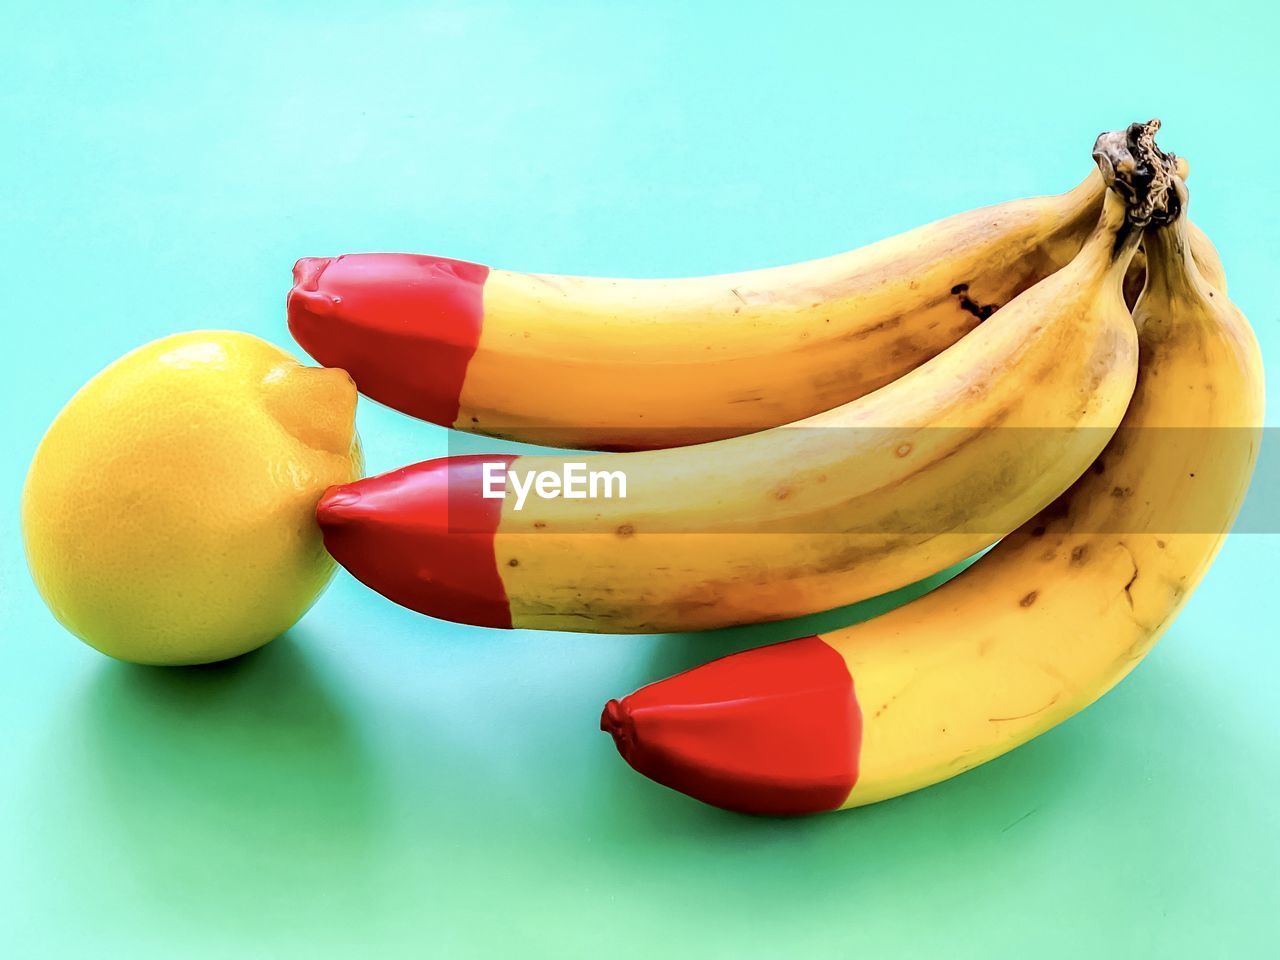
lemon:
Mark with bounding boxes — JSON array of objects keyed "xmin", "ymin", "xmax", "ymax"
[{"xmin": 22, "ymin": 331, "xmax": 363, "ymax": 665}]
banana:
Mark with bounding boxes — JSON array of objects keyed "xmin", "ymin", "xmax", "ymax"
[
  {"xmin": 600, "ymin": 172, "xmax": 1263, "ymax": 815},
  {"xmin": 288, "ymin": 168, "xmax": 1222, "ymax": 451},
  {"xmin": 315, "ymin": 163, "xmax": 1150, "ymax": 633},
  {"xmin": 1128, "ymin": 218, "xmax": 1226, "ymax": 305}
]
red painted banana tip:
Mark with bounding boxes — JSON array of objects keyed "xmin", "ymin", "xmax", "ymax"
[
  {"xmin": 293, "ymin": 255, "xmax": 333, "ymax": 287},
  {"xmin": 287, "ymin": 257, "xmax": 340, "ymax": 356},
  {"xmin": 284, "ymin": 252, "xmax": 489, "ymax": 427},
  {"xmin": 315, "ymin": 484, "xmax": 361, "ymax": 525},
  {"xmin": 600, "ymin": 636, "xmax": 862, "ymax": 817},
  {"xmin": 314, "ymin": 458, "xmax": 515, "ymax": 629}
]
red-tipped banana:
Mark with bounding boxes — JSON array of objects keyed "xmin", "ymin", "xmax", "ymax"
[
  {"xmin": 289, "ymin": 163, "xmax": 1222, "ymax": 451},
  {"xmin": 602, "ymin": 171, "xmax": 1263, "ymax": 815}
]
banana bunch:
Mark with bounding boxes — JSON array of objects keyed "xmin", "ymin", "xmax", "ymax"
[
  {"xmin": 294, "ymin": 121, "xmax": 1263, "ymax": 816},
  {"xmin": 316, "ymin": 185, "xmax": 1142, "ymax": 633}
]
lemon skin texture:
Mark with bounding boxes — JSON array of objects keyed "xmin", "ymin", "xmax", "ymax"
[{"xmin": 21, "ymin": 330, "xmax": 363, "ymax": 665}]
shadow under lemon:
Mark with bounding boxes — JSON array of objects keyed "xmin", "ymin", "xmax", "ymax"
[{"xmin": 61, "ymin": 632, "xmax": 388, "ymax": 926}]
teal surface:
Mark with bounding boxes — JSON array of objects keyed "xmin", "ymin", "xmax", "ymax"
[{"xmin": 3, "ymin": 1, "xmax": 1278, "ymax": 957}]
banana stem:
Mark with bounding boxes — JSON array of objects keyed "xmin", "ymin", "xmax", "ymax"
[
  {"xmin": 1092, "ymin": 119, "xmax": 1179, "ymax": 227},
  {"xmin": 1141, "ymin": 176, "xmax": 1205, "ymax": 303}
]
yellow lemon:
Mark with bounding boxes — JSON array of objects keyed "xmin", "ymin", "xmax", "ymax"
[{"xmin": 22, "ymin": 331, "xmax": 363, "ymax": 665}]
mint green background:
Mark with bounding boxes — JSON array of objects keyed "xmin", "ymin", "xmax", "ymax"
[{"xmin": 3, "ymin": 1, "xmax": 1277, "ymax": 957}]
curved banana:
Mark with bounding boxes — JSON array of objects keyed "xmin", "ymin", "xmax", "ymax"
[
  {"xmin": 315, "ymin": 180, "xmax": 1146, "ymax": 633},
  {"xmin": 1127, "ymin": 218, "xmax": 1225, "ymax": 305},
  {"xmin": 289, "ymin": 163, "xmax": 1224, "ymax": 452},
  {"xmin": 601, "ymin": 177, "xmax": 1263, "ymax": 815}
]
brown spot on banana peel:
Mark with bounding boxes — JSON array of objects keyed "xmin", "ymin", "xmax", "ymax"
[
  {"xmin": 873, "ymin": 689, "xmax": 904, "ymax": 719},
  {"xmin": 794, "ymin": 532, "xmax": 934, "ymax": 580},
  {"xmin": 839, "ymin": 273, "xmax": 1009, "ymax": 351},
  {"xmin": 844, "ymin": 313, "xmax": 907, "ymax": 342},
  {"xmin": 788, "ymin": 409, "xmax": 1029, "ymax": 542},
  {"xmin": 950, "ymin": 282, "xmax": 1001, "ymax": 320},
  {"xmin": 1118, "ymin": 542, "xmax": 1140, "ymax": 610},
  {"xmin": 779, "ymin": 418, "xmax": 1023, "ymax": 556},
  {"xmin": 1020, "ymin": 591, "xmax": 1039, "ymax": 607},
  {"xmin": 798, "ymin": 385, "xmax": 1059, "ymax": 574},
  {"xmin": 865, "ymin": 400, "xmax": 1021, "ymax": 501}
]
